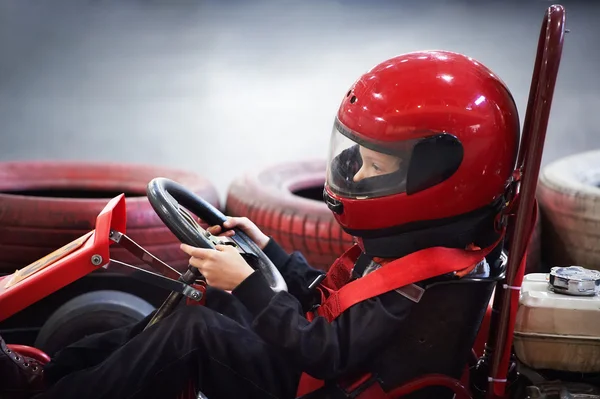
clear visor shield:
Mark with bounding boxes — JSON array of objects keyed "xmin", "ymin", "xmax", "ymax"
[{"xmin": 326, "ymin": 121, "xmax": 417, "ymax": 199}]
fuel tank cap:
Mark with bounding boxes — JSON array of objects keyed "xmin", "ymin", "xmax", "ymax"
[{"xmin": 549, "ymin": 266, "xmax": 600, "ymax": 296}]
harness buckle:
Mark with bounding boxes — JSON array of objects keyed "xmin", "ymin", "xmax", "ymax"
[{"xmin": 308, "ymin": 274, "xmax": 326, "ymax": 291}]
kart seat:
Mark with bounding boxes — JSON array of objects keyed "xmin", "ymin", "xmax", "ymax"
[
  {"xmin": 298, "ymin": 276, "xmax": 498, "ymax": 399},
  {"xmin": 372, "ymin": 277, "xmax": 497, "ymax": 398}
]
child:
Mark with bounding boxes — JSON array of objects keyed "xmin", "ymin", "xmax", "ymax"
[{"xmin": 3, "ymin": 50, "xmax": 518, "ymax": 399}]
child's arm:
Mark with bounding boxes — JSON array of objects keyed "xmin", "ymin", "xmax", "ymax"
[
  {"xmin": 260, "ymin": 238, "xmax": 324, "ymax": 310},
  {"xmin": 184, "ymin": 221, "xmax": 415, "ymax": 380},
  {"xmin": 231, "ymin": 269, "xmax": 416, "ymax": 380}
]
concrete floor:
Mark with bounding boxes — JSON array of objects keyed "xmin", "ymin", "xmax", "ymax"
[{"xmin": 1, "ymin": 0, "xmax": 599, "ymax": 202}]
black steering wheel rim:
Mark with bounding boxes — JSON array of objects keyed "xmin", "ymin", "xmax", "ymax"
[{"xmin": 146, "ymin": 177, "xmax": 287, "ymax": 293}]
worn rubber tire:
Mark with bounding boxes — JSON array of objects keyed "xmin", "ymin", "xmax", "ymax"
[
  {"xmin": 225, "ymin": 160, "xmax": 354, "ymax": 271},
  {"xmin": 34, "ymin": 290, "xmax": 154, "ymax": 356},
  {"xmin": 537, "ymin": 150, "xmax": 600, "ymax": 270},
  {"xmin": 0, "ymin": 162, "xmax": 220, "ymax": 273}
]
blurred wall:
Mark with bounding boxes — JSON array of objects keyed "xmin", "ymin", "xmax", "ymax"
[{"xmin": 1, "ymin": 0, "xmax": 598, "ymax": 201}]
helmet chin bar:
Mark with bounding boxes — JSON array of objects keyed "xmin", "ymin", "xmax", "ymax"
[{"xmin": 323, "ymin": 187, "xmax": 344, "ymax": 215}]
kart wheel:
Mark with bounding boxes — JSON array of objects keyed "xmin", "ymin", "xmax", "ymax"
[
  {"xmin": 225, "ymin": 160, "xmax": 354, "ymax": 271},
  {"xmin": 538, "ymin": 149, "xmax": 600, "ymax": 270},
  {"xmin": 0, "ymin": 161, "xmax": 220, "ymax": 274},
  {"xmin": 34, "ymin": 290, "xmax": 155, "ymax": 356}
]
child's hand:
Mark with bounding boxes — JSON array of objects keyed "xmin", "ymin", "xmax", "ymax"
[
  {"xmin": 180, "ymin": 243, "xmax": 255, "ymax": 291},
  {"xmin": 206, "ymin": 217, "xmax": 270, "ymax": 250}
]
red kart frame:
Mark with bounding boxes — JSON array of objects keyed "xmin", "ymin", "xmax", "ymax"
[
  {"xmin": 0, "ymin": 194, "xmax": 126, "ymax": 322},
  {"xmin": 1, "ymin": 4, "xmax": 565, "ymax": 398}
]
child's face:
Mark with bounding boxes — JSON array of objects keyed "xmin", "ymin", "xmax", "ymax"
[{"xmin": 353, "ymin": 146, "xmax": 402, "ymax": 182}]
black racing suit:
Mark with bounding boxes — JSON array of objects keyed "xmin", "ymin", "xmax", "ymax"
[{"xmin": 34, "ymin": 239, "xmax": 417, "ymax": 399}]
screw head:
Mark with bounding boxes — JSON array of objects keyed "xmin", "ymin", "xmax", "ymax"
[{"xmin": 91, "ymin": 255, "xmax": 103, "ymax": 266}]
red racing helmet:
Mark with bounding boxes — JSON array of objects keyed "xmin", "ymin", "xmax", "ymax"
[{"xmin": 324, "ymin": 50, "xmax": 520, "ymax": 235}]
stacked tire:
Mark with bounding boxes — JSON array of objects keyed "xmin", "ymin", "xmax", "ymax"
[
  {"xmin": 0, "ymin": 162, "xmax": 220, "ymax": 273},
  {"xmin": 225, "ymin": 160, "xmax": 354, "ymax": 271},
  {"xmin": 0, "ymin": 161, "xmax": 220, "ymax": 354},
  {"xmin": 537, "ymin": 150, "xmax": 600, "ymax": 270}
]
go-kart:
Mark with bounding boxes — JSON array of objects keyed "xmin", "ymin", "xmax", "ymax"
[{"xmin": 1, "ymin": 4, "xmax": 593, "ymax": 399}]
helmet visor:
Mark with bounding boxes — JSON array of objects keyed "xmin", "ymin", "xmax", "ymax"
[{"xmin": 326, "ymin": 119, "xmax": 418, "ymax": 199}]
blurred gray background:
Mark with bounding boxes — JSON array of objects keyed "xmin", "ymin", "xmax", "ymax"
[{"xmin": 1, "ymin": 0, "xmax": 598, "ymax": 202}]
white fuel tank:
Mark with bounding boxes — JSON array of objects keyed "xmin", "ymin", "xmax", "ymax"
[{"xmin": 514, "ymin": 266, "xmax": 600, "ymax": 373}]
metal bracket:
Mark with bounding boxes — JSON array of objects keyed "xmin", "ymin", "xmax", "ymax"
[
  {"xmin": 105, "ymin": 259, "xmax": 203, "ymax": 301},
  {"xmin": 106, "ymin": 224, "xmax": 251, "ymax": 302},
  {"xmin": 107, "ymin": 229, "xmax": 204, "ymax": 301},
  {"xmin": 109, "ymin": 229, "xmax": 182, "ymax": 280},
  {"xmin": 205, "ymin": 233, "xmax": 243, "ymax": 251}
]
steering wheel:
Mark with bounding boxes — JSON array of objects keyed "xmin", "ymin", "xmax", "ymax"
[{"xmin": 143, "ymin": 177, "xmax": 287, "ymax": 328}]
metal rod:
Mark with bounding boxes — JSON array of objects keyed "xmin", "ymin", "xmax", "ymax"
[
  {"xmin": 106, "ymin": 259, "xmax": 202, "ymax": 301},
  {"xmin": 144, "ymin": 268, "xmax": 200, "ymax": 330},
  {"xmin": 109, "ymin": 229, "xmax": 181, "ymax": 280},
  {"xmin": 486, "ymin": 5, "xmax": 565, "ymax": 397}
]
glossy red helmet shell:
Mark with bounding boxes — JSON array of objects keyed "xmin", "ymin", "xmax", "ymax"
[{"xmin": 324, "ymin": 50, "xmax": 520, "ymax": 233}]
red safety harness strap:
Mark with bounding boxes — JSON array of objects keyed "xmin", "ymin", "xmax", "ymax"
[{"xmin": 315, "ymin": 230, "xmax": 504, "ymax": 323}]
